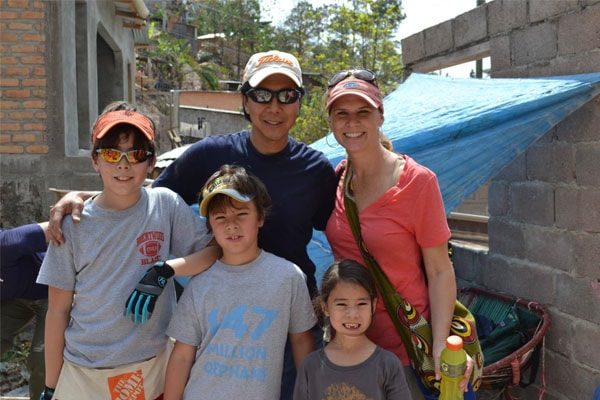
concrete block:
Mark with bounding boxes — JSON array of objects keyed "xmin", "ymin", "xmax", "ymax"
[
  {"xmin": 555, "ymin": 186, "xmax": 579, "ymax": 230},
  {"xmin": 483, "ymin": 254, "xmax": 555, "ymax": 304},
  {"xmin": 579, "ymin": 188, "xmax": 600, "ymax": 233},
  {"xmin": 523, "ymin": 225, "xmax": 574, "ymax": 272},
  {"xmin": 526, "ymin": 142, "xmax": 575, "ymax": 184},
  {"xmin": 545, "ymin": 350, "xmax": 600, "ymax": 400},
  {"xmin": 488, "ymin": 0, "xmax": 527, "ymax": 35},
  {"xmin": 488, "ymin": 181, "xmax": 508, "ymax": 217},
  {"xmin": 509, "ymin": 182, "xmax": 555, "ymax": 226},
  {"xmin": 540, "ymin": 49, "xmax": 600, "ymax": 75},
  {"xmin": 558, "ymin": 4, "xmax": 600, "ymax": 55},
  {"xmin": 556, "ymin": 96, "xmax": 600, "ymax": 143},
  {"xmin": 493, "ymin": 152, "xmax": 526, "ymax": 182},
  {"xmin": 530, "ymin": 0, "xmax": 580, "ymax": 23},
  {"xmin": 488, "ymin": 218, "xmax": 525, "ymax": 257},
  {"xmin": 556, "ymin": 273, "xmax": 600, "ymax": 323},
  {"xmin": 545, "ymin": 309, "xmax": 574, "ymax": 357},
  {"xmin": 572, "ymin": 320, "xmax": 600, "ymax": 369},
  {"xmin": 401, "ymin": 32, "xmax": 425, "ymax": 65},
  {"xmin": 575, "ymin": 143, "xmax": 600, "ymax": 186},
  {"xmin": 572, "ymin": 232, "xmax": 600, "ymax": 278},
  {"xmin": 0, "ymin": 178, "xmax": 44, "ymax": 226},
  {"xmin": 454, "ymin": 6, "xmax": 487, "ymax": 48},
  {"xmin": 489, "ymin": 35, "xmax": 511, "ymax": 72},
  {"xmin": 511, "ymin": 22, "xmax": 558, "ymax": 66},
  {"xmin": 423, "ymin": 20, "xmax": 453, "ymax": 58},
  {"xmin": 506, "ymin": 386, "xmax": 562, "ymax": 400},
  {"xmin": 451, "ymin": 242, "xmax": 488, "ymax": 283}
]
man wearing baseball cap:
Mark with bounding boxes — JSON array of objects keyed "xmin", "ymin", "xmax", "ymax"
[{"xmin": 48, "ymin": 51, "xmax": 337, "ymax": 400}]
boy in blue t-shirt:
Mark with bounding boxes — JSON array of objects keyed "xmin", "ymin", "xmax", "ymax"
[{"xmin": 164, "ymin": 165, "xmax": 316, "ymax": 400}]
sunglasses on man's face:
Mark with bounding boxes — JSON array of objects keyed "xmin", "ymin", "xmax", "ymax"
[
  {"xmin": 245, "ymin": 88, "xmax": 303, "ymax": 105},
  {"xmin": 95, "ymin": 148, "xmax": 153, "ymax": 164},
  {"xmin": 328, "ymin": 69, "xmax": 378, "ymax": 88}
]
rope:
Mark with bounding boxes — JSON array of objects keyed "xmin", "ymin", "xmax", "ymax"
[{"xmin": 538, "ymin": 336, "xmax": 546, "ymax": 400}]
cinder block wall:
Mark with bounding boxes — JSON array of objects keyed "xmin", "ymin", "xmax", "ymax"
[{"xmin": 402, "ymin": 1, "xmax": 600, "ymax": 398}]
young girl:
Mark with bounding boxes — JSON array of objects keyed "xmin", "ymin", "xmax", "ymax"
[{"xmin": 293, "ymin": 259, "xmax": 412, "ymax": 400}]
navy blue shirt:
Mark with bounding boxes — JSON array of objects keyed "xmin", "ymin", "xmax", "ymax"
[
  {"xmin": 154, "ymin": 131, "xmax": 336, "ymax": 296},
  {"xmin": 0, "ymin": 223, "xmax": 48, "ymax": 300}
]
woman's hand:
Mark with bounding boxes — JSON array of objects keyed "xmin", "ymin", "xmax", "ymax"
[{"xmin": 434, "ymin": 342, "xmax": 474, "ymax": 392}]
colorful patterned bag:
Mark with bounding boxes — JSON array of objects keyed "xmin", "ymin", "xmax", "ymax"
[{"xmin": 342, "ymin": 162, "xmax": 483, "ymax": 395}]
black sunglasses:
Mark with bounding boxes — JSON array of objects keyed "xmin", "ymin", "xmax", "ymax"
[
  {"xmin": 328, "ymin": 69, "xmax": 378, "ymax": 88},
  {"xmin": 245, "ymin": 88, "xmax": 303, "ymax": 105}
]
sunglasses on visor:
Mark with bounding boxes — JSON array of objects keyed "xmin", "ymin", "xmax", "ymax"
[
  {"xmin": 245, "ymin": 88, "xmax": 303, "ymax": 105},
  {"xmin": 95, "ymin": 148, "xmax": 153, "ymax": 164},
  {"xmin": 327, "ymin": 69, "xmax": 378, "ymax": 88}
]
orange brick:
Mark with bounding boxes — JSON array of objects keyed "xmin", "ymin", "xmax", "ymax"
[
  {"xmin": 32, "ymin": 0, "xmax": 44, "ymax": 9},
  {"xmin": 21, "ymin": 11, "xmax": 44, "ymax": 19},
  {"xmin": 0, "ymin": 11, "xmax": 19, "ymax": 19},
  {"xmin": 11, "ymin": 44, "xmax": 36, "ymax": 52},
  {"xmin": 22, "ymin": 34, "xmax": 44, "ymax": 42},
  {"xmin": 22, "ymin": 78, "xmax": 45, "ymax": 86},
  {"xmin": 0, "ymin": 123, "xmax": 21, "ymax": 131},
  {"xmin": 21, "ymin": 55, "xmax": 44, "ymax": 64},
  {"xmin": 32, "ymin": 67, "xmax": 45, "ymax": 76},
  {"xmin": 4, "ymin": 66, "xmax": 30, "ymax": 76},
  {"xmin": 0, "ymin": 145, "xmax": 24, "ymax": 153},
  {"xmin": 0, "ymin": 135, "xmax": 11, "ymax": 143},
  {"xmin": 26, "ymin": 144, "xmax": 48, "ymax": 154},
  {"xmin": 34, "ymin": 110, "xmax": 46, "ymax": 119},
  {"xmin": 23, "ymin": 100, "xmax": 45, "ymax": 108},
  {"xmin": 7, "ymin": 0, "xmax": 29, "ymax": 7},
  {"xmin": 0, "ymin": 32, "xmax": 18, "ymax": 42},
  {"xmin": 1, "ymin": 56, "xmax": 18, "ymax": 64},
  {"xmin": 31, "ymin": 88, "xmax": 45, "ymax": 97},
  {"xmin": 4, "ymin": 89, "xmax": 30, "ymax": 98},
  {"xmin": 10, "ymin": 110, "xmax": 34, "ymax": 119},
  {"xmin": 8, "ymin": 22, "xmax": 32, "ymax": 30},
  {"xmin": 1, "ymin": 78, "xmax": 20, "ymax": 86},
  {"xmin": 24, "ymin": 123, "xmax": 45, "ymax": 130},
  {"xmin": 12, "ymin": 133, "xmax": 36, "ymax": 142},
  {"xmin": 0, "ymin": 100, "xmax": 22, "ymax": 109}
]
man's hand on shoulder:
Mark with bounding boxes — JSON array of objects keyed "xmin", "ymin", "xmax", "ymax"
[{"xmin": 48, "ymin": 191, "xmax": 94, "ymax": 245}]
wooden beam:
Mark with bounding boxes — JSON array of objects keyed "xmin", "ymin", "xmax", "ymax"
[
  {"xmin": 123, "ymin": 22, "xmax": 144, "ymax": 29},
  {"xmin": 409, "ymin": 42, "xmax": 491, "ymax": 73}
]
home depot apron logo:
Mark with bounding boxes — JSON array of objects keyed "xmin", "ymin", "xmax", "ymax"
[{"xmin": 108, "ymin": 369, "xmax": 145, "ymax": 400}]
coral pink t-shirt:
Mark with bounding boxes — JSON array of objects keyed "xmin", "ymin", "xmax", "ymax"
[{"xmin": 325, "ymin": 155, "xmax": 451, "ymax": 365}]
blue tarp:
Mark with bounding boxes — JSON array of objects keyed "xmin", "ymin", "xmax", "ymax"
[{"xmin": 309, "ymin": 72, "xmax": 600, "ymax": 283}]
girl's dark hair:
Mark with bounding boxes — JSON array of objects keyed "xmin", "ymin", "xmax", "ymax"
[
  {"xmin": 315, "ymin": 259, "xmax": 377, "ymax": 325},
  {"xmin": 200, "ymin": 164, "xmax": 272, "ymax": 232}
]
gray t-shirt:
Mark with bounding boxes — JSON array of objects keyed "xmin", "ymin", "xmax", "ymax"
[
  {"xmin": 167, "ymin": 250, "xmax": 317, "ymax": 400},
  {"xmin": 293, "ymin": 346, "xmax": 411, "ymax": 400},
  {"xmin": 37, "ymin": 187, "xmax": 211, "ymax": 368}
]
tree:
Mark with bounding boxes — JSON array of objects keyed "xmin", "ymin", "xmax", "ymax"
[{"xmin": 147, "ymin": 22, "xmax": 220, "ymax": 90}]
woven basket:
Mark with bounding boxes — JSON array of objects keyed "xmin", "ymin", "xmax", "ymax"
[{"xmin": 460, "ymin": 287, "xmax": 551, "ymax": 391}]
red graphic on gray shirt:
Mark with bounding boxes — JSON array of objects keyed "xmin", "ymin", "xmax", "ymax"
[{"xmin": 136, "ymin": 231, "xmax": 164, "ymax": 265}]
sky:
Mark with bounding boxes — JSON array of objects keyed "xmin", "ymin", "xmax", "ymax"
[{"xmin": 261, "ymin": 0, "xmax": 489, "ymax": 78}]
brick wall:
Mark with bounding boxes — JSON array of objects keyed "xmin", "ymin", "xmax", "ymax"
[
  {"xmin": 0, "ymin": 0, "xmax": 47, "ymax": 155},
  {"xmin": 402, "ymin": 1, "xmax": 600, "ymax": 399}
]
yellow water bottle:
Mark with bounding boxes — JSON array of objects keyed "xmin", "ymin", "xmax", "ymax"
[{"xmin": 439, "ymin": 335, "xmax": 467, "ymax": 400}]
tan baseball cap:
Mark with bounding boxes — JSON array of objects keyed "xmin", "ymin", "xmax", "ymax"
[{"xmin": 242, "ymin": 50, "xmax": 303, "ymax": 88}]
